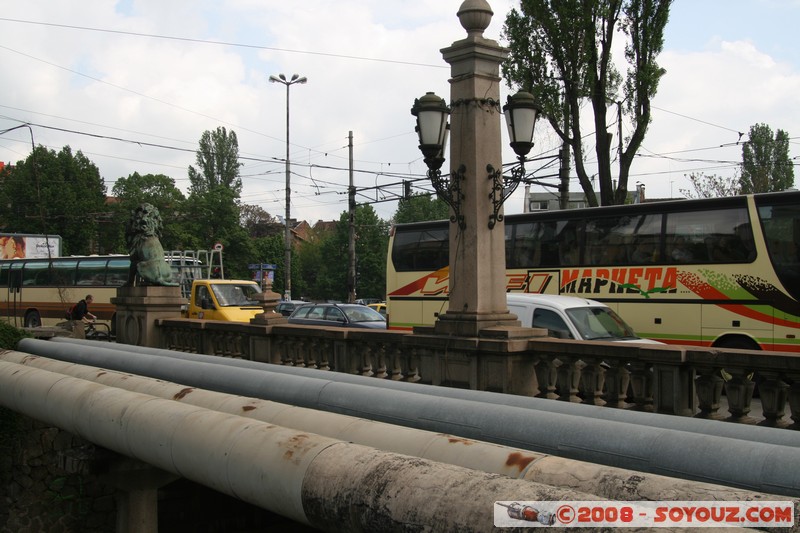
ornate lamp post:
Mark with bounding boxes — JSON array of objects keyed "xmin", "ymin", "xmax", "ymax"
[
  {"xmin": 409, "ymin": 0, "xmax": 542, "ymax": 337},
  {"xmin": 269, "ymin": 73, "xmax": 307, "ymax": 301}
]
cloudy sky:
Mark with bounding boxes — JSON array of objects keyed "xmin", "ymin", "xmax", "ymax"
[{"xmin": 0, "ymin": 0, "xmax": 798, "ymax": 227}]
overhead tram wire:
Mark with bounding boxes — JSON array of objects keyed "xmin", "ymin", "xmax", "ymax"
[
  {"xmin": 0, "ymin": 50, "xmax": 423, "ymax": 186},
  {"xmin": 2, "ymin": 116, "xmax": 432, "ymax": 203},
  {"xmin": 0, "ymin": 17, "xmax": 449, "ymax": 70}
]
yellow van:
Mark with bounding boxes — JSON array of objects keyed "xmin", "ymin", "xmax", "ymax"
[{"xmin": 184, "ymin": 279, "xmax": 263, "ymax": 322}]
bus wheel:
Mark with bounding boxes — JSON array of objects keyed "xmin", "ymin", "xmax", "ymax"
[
  {"xmin": 715, "ymin": 336, "xmax": 761, "ymax": 351},
  {"xmin": 24, "ymin": 311, "xmax": 41, "ymax": 328}
]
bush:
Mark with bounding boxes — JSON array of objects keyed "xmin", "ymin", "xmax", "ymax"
[{"xmin": 0, "ymin": 320, "xmax": 31, "ymax": 350}]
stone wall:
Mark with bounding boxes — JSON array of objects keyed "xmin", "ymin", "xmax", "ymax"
[{"xmin": 0, "ymin": 408, "xmax": 115, "ymax": 533}]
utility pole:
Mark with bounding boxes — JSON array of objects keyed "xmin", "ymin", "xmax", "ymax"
[
  {"xmin": 559, "ymin": 99, "xmax": 570, "ymax": 210},
  {"xmin": 558, "ymin": 143, "xmax": 570, "ymax": 210},
  {"xmin": 347, "ymin": 131, "xmax": 357, "ymax": 304}
]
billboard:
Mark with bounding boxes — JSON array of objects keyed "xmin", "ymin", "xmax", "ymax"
[{"xmin": 0, "ymin": 234, "xmax": 62, "ymax": 259}]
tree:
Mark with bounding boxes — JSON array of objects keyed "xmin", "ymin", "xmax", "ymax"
[
  {"xmin": 393, "ymin": 193, "xmax": 450, "ymax": 223},
  {"xmin": 184, "ymin": 127, "xmax": 252, "ymax": 277},
  {"xmin": 240, "ymin": 204, "xmax": 279, "ymax": 237},
  {"xmin": 740, "ymin": 123, "xmax": 794, "ymax": 194},
  {"xmin": 0, "ymin": 145, "xmax": 107, "ymax": 255},
  {"xmin": 295, "ymin": 206, "xmax": 388, "ymax": 302},
  {"xmin": 502, "ymin": 0, "xmax": 672, "ymax": 206},
  {"xmin": 679, "ymin": 172, "xmax": 740, "ymax": 199},
  {"xmin": 109, "ymin": 172, "xmax": 188, "ymax": 251},
  {"xmin": 187, "ymin": 127, "xmax": 243, "ymax": 195}
]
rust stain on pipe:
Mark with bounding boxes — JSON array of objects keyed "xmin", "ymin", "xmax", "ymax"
[
  {"xmin": 173, "ymin": 387, "xmax": 194, "ymax": 400},
  {"xmin": 505, "ymin": 452, "xmax": 536, "ymax": 472},
  {"xmin": 446, "ymin": 436, "xmax": 475, "ymax": 446}
]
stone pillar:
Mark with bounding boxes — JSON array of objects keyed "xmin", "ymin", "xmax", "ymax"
[
  {"xmin": 434, "ymin": 0, "xmax": 519, "ymax": 337},
  {"xmin": 111, "ymin": 286, "xmax": 185, "ymax": 348},
  {"xmin": 99, "ymin": 456, "xmax": 179, "ymax": 533}
]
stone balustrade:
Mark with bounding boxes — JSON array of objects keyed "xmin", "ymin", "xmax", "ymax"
[{"xmin": 157, "ymin": 318, "xmax": 800, "ymax": 429}]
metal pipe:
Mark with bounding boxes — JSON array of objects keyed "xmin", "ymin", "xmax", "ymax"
[
  {"xmin": 51, "ymin": 337, "xmax": 800, "ymax": 448},
  {"xmin": 18, "ymin": 338, "xmax": 800, "ymax": 496},
  {"xmin": 0, "ymin": 358, "xmax": 627, "ymax": 533},
  {"xmin": 3, "ymin": 349, "xmax": 778, "ymax": 503}
]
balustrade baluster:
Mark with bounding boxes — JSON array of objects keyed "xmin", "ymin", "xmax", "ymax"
[
  {"xmin": 757, "ymin": 371, "xmax": 789, "ymax": 427},
  {"xmin": 628, "ymin": 361, "xmax": 654, "ymax": 411},
  {"xmin": 723, "ymin": 369, "xmax": 756, "ymax": 423},
  {"xmin": 578, "ymin": 358, "xmax": 606, "ymax": 406},
  {"xmin": 603, "ymin": 361, "xmax": 630, "ymax": 408},
  {"xmin": 694, "ymin": 367, "xmax": 725, "ymax": 419},
  {"xmin": 361, "ymin": 343, "xmax": 374, "ymax": 377},
  {"xmin": 534, "ymin": 356, "xmax": 558, "ymax": 399},
  {"xmin": 788, "ymin": 377, "xmax": 800, "ymax": 430},
  {"xmin": 405, "ymin": 348, "xmax": 421, "ymax": 383},
  {"xmin": 373, "ymin": 343, "xmax": 388, "ymax": 379},
  {"xmin": 389, "ymin": 346, "xmax": 404, "ymax": 381},
  {"xmin": 554, "ymin": 357, "xmax": 582, "ymax": 403}
]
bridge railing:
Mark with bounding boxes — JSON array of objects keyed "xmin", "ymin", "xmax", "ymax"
[{"xmin": 157, "ymin": 318, "xmax": 800, "ymax": 429}]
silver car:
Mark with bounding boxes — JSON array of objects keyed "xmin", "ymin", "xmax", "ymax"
[{"xmin": 288, "ymin": 303, "xmax": 387, "ymax": 329}]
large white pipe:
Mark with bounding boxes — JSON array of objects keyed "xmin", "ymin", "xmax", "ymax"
[
  {"xmin": 2, "ymin": 349, "xmax": 779, "ymax": 504},
  {"xmin": 51, "ymin": 338, "xmax": 800, "ymax": 448},
  {"xmin": 0, "ymin": 358, "xmax": 625, "ymax": 533},
  {"xmin": 19, "ymin": 338, "xmax": 800, "ymax": 496}
]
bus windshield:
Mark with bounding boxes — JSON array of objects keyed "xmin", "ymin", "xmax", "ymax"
[{"xmin": 757, "ymin": 195, "xmax": 800, "ymax": 301}]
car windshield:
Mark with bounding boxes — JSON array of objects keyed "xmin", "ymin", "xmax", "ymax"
[
  {"xmin": 565, "ymin": 307, "xmax": 638, "ymax": 341},
  {"xmin": 211, "ymin": 283, "xmax": 261, "ymax": 307},
  {"xmin": 343, "ymin": 306, "xmax": 386, "ymax": 323}
]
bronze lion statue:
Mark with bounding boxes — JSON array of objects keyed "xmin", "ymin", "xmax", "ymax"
[{"xmin": 125, "ymin": 203, "xmax": 178, "ymax": 287}]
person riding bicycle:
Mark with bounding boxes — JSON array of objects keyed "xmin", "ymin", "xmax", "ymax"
[{"xmin": 71, "ymin": 294, "xmax": 97, "ymax": 324}]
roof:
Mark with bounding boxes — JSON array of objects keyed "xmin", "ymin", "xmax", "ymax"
[{"xmin": 506, "ymin": 293, "xmax": 606, "ymax": 311}]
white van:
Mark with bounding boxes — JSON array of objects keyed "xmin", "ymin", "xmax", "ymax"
[{"xmin": 507, "ymin": 294, "xmax": 661, "ymax": 344}]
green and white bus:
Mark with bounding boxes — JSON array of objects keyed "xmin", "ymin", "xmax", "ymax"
[{"xmin": 387, "ymin": 191, "xmax": 800, "ymax": 352}]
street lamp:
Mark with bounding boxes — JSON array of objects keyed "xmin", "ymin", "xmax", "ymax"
[
  {"xmin": 411, "ymin": 89, "xmax": 541, "ymax": 229},
  {"xmin": 410, "ymin": 92, "xmax": 465, "ymax": 228},
  {"xmin": 269, "ymin": 73, "xmax": 307, "ymax": 301}
]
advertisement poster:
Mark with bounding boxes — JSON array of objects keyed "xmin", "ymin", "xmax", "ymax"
[{"xmin": 0, "ymin": 235, "xmax": 61, "ymax": 259}]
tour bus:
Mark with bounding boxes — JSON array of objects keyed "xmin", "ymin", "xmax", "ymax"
[
  {"xmin": 386, "ymin": 190, "xmax": 800, "ymax": 352},
  {"xmin": 0, "ymin": 251, "xmax": 215, "ymax": 334}
]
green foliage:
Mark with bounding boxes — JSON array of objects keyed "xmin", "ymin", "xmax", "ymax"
[
  {"xmin": 0, "ymin": 320, "xmax": 31, "ymax": 349},
  {"xmin": 679, "ymin": 172, "xmax": 740, "ymax": 199},
  {"xmin": 295, "ymin": 206, "xmax": 388, "ymax": 301},
  {"xmin": 251, "ymin": 233, "xmax": 285, "ymax": 290},
  {"xmin": 502, "ymin": 0, "xmax": 672, "ymax": 206},
  {"xmin": 393, "ymin": 193, "xmax": 450, "ymax": 223},
  {"xmin": 0, "ymin": 146, "xmax": 107, "ymax": 254},
  {"xmin": 188, "ymin": 127, "xmax": 243, "ymax": 195},
  {"xmin": 740, "ymin": 123, "xmax": 795, "ymax": 194},
  {"xmin": 109, "ymin": 172, "xmax": 187, "ymax": 252},
  {"xmin": 184, "ymin": 127, "xmax": 253, "ymax": 277}
]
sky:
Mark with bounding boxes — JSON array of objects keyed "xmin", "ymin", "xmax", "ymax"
[{"xmin": 0, "ymin": 0, "xmax": 798, "ymax": 229}]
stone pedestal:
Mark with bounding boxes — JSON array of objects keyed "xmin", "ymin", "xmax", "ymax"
[
  {"xmin": 432, "ymin": 0, "xmax": 517, "ymax": 338},
  {"xmin": 99, "ymin": 456, "xmax": 179, "ymax": 533},
  {"xmin": 111, "ymin": 286, "xmax": 185, "ymax": 348}
]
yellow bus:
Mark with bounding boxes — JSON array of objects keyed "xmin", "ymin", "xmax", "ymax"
[
  {"xmin": 386, "ymin": 191, "xmax": 800, "ymax": 352},
  {"xmin": 0, "ymin": 252, "xmax": 210, "ymax": 334}
]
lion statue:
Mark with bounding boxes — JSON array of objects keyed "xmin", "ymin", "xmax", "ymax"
[{"xmin": 125, "ymin": 203, "xmax": 178, "ymax": 287}]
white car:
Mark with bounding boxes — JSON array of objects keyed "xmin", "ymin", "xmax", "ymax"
[{"xmin": 507, "ymin": 294, "xmax": 661, "ymax": 344}]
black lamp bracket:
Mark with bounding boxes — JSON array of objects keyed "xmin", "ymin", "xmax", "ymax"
[
  {"xmin": 486, "ymin": 158, "xmax": 526, "ymax": 229},
  {"xmin": 429, "ymin": 164, "xmax": 466, "ymax": 230}
]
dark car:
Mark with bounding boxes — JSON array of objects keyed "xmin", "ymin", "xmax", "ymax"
[
  {"xmin": 288, "ymin": 303, "xmax": 387, "ymax": 329},
  {"xmin": 275, "ymin": 300, "xmax": 307, "ymax": 317}
]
